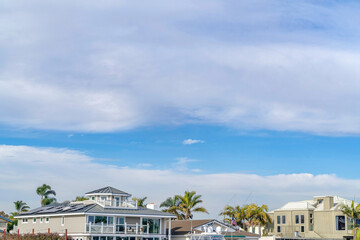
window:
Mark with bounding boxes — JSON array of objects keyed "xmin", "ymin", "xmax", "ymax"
[
  {"xmin": 336, "ymin": 216, "xmax": 346, "ymax": 231},
  {"xmin": 92, "ymin": 197, "xmax": 95, "ymax": 200},
  {"xmin": 277, "ymin": 226, "xmax": 281, "ymax": 232},
  {"xmin": 46, "ymin": 217, "xmax": 49, "ymax": 223},
  {"xmin": 88, "ymin": 216, "xmax": 113, "ymax": 225},
  {"xmin": 310, "ymin": 219, "xmax": 313, "ymax": 224},
  {"xmin": 33, "ymin": 218, "xmax": 37, "ymax": 223},
  {"xmin": 142, "ymin": 218, "xmax": 160, "ymax": 233},
  {"xmin": 301, "ymin": 226, "xmax": 305, "ymax": 232},
  {"xmin": 310, "ymin": 213, "xmax": 313, "ymax": 218},
  {"xmin": 277, "ymin": 216, "xmax": 280, "ymax": 224},
  {"xmin": 282, "ymin": 215, "xmax": 286, "ymax": 224},
  {"xmin": 61, "ymin": 216, "xmax": 65, "ymax": 226},
  {"xmin": 101, "ymin": 197, "xmax": 107, "ymax": 201},
  {"xmin": 40, "ymin": 218, "xmax": 43, "ymax": 223},
  {"xmin": 301, "ymin": 215, "xmax": 305, "ymax": 224},
  {"xmin": 116, "ymin": 217, "xmax": 125, "ymax": 232},
  {"xmin": 22, "ymin": 218, "xmax": 28, "ymax": 223},
  {"xmin": 295, "ymin": 215, "xmax": 299, "ymax": 224}
]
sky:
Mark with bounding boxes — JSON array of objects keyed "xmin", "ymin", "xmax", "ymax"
[{"xmin": 2, "ymin": 0, "xmax": 360, "ymax": 219}]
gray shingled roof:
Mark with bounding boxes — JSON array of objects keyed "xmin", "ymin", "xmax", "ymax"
[
  {"xmin": 16, "ymin": 203, "xmax": 175, "ymax": 218},
  {"xmin": 85, "ymin": 186, "xmax": 130, "ymax": 196},
  {"xmin": 86, "ymin": 204, "xmax": 174, "ymax": 216}
]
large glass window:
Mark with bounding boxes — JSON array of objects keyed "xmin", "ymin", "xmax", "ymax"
[
  {"xmin": 301, "ymin": 226, "xmax": 305, "ymax": 232},
  {"xmin": 95, "ymin": 216, "xmax": 107, "ymax": 224},
  {"xmin": 301, "ymin": 215, "xmax": 305, "ymax": 224},
  {"xmin": 295, "ymin": 215, "xmax": 299, "ymax": 224},
  {"xmin": 277, "ymin": 216, "xmax": 280, "ymax": 224},
  {"xmin": 116, "ymin": 237, "xmax": 128, "ymax": 240},
  {"xmin": 142, "ymin": 218, "xmax": 160, "ymax": 233},
  {"xmin": 336, "ymin": 216, "xmax": 346, "ymax": 231},
  {"xmin": 282, "ymin": 216, "xmax": 286, "ymax": 224},
  {"xmin": 116, "ymin": 217, "xmax": 125, "ymax": 232},
  {"xmin": 88, "ymin": 216, "xmax": 114, "ymax": 225},
  {"xmin": 277, "ymin": 226, "xmax": 281, "ymax": 232}
]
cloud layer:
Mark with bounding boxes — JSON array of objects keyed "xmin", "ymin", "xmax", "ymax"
[
  {"xmin": 1, "ymin": 1, "xmax": 360, "ymax": 134},
  {"xmin": 183, "ymin": 139, "xmax": 204, "ymax": 145},
  {"xmin": 1, "ymin": 144, "xmax": 360, "ymax": 218}
]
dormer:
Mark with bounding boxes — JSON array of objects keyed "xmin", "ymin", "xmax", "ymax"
[{"xmin": 85, "ymin": 186, "xmax": 136, "ymax": 208}]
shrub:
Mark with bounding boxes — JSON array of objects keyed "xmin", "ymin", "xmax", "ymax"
[{"xmin": 0, "ymin": 233, "xmax": 72, "ymax": 240}]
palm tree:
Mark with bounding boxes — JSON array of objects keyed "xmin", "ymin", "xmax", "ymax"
[
  {"xmin": 13, "ymin": 201, "xmax": 30, "ymax": 214},
  {"xmin": 220, "ymin": 205, "xmax": 249, "ymax": 230},
  {"xmin": 36, "ymin": 184, "xmax": 57, "ymax": 206},
  {"xmin": 160, "ymin": 196, "xmax": 184, "ymax": 220},
  {"xmin": 132, "ymin": 197, "xmax": 147, "ymax": 207},
  {"xmin": 340, "ymin": 200, "xmax": 360, "ymax": 239},
  {"xmin": 176, "ymin": 191, "xmax": 208, "ymax": 220},
  {"xmin": 246, "ymin": 204, "xmax": 271, "ymax": 236},
  {"xmin": 74, "ymin": 196, "xmax": 88, "ymax": 201}
]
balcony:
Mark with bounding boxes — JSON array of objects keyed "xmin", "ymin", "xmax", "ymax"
[
  {"xmin": 86, "ymin": 223, "xmax": 157, "ymax": 235},
  {"xmin": 97, "ymin": 199, "xmax": 137, "ymax": 209}
]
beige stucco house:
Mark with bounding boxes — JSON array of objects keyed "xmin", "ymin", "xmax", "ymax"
[
  {"xmin": 15, "ymin": 186, "xmax": 175, "ymax": 240},
  {"xmin": 267, "ymin": 196, "xmax": 356, "ymax": 238}
]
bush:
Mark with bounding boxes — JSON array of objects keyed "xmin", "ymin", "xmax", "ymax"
[{"xmin": 0, "ymin": 233, "xmax": 72, "ymax": 240}]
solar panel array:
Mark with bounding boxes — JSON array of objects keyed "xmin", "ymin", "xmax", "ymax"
[{"xmin": 20, "ymin": 203, "xmax": 95, "ymax": 216}]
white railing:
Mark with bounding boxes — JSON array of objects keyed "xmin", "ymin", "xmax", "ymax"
[
  {"xmin": 97, "ymin": 200, "xmax": 137, "ymax": 208},
  {"xmin": 86, "ymin": 223, "xmax": 152, "ymax": 234}
]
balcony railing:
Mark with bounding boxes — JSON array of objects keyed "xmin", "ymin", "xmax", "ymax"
[
  {"xmin": 86, "ymin": 223, "xmax": 157, "ymax": 235},
  {"xmin": 97, "ymin": 200, "xmax": 137, "ymax": 209}
]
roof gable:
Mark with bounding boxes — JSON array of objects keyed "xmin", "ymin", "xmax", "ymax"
[
  {"xmin": 85, "ymin": 186, "xmax": 130, "ymax": 196},
  {"xmin": 0, "ymin": 216, "xmax": 12, "ymax": 223}
]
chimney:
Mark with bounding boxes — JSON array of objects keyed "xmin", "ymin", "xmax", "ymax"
[
  {"xmin": 323, "ymin": 196, "xmax": 334, "ymax": 210},
  {"xmin": 146, "ymin": 203, "xmax": 159, "ymax": 210}
]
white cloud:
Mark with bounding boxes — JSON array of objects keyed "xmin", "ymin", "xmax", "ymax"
[
  {"xmin": 183, "ymin": 139, "xmax": 205, "ymax": 145},
  {"xmin": 1, "ymin": 1, "xmax": 360, "ymax": 134},
  {"xmin": 2, "ymin": 145, "xmax": 360, "ymax": 219}
]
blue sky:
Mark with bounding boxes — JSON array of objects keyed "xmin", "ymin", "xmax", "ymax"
[{"xmin": 2, "ymin": 0, "xmax": 360, "ymax": 218}]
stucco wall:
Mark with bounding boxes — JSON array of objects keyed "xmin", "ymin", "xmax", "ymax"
[{"xmin": 18, "ymin": 215, "xmax": 86, "ymax": 234}]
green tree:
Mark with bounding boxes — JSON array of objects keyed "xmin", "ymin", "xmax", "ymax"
[
  {"xmin": 74, "ymin": 196, "xmax": 88, "ymax": 201},
  {"xmin": 246, "ymin": 204, "xmax": 272, "ymax": 236},
  {"xmin": 160, "ymin": 196, "xmax": 184, "ymax": 220},
  {"xmin": 132, "ymin": 197, "xmax": 147, "ymax": 207},
  {"xmin": 220, "ymin": 205, "xmax": 249, "ymax": 230},
  {"xmin": 176, "ymin": 191, "xmax": 208, "ymax": 220},
  {"xmin": 340, "ymin": 200, "xmax": 360, "ymax": 239},
  {"xmin": 13, "ymin": 200, "xmax": 30, "ymax": 215},
  {"xmin": 36, "ymin": 184, "xmax": 57, "ymax": 206}
]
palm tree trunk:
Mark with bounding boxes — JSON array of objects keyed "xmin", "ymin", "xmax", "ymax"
[
  {"xmin": 41, "ymin": 196, "xmax": 43, "ymax": 206},
  {"xmin": 258, "ymin": 224, "xmax": 261, "ymax": 237},
  {"xmin": 353, "ymin": 218, "xmax": 356, "ymax": 240}
]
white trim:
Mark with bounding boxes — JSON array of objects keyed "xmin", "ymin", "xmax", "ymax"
[
  {"xmin": 15, "ymin": 213, "xmax": 85, "ymax": 219},
  {"xmin": 85, "ymin": 193, "xmax": 131, "ymax": 197},
  {"xmin": 85, "ymin": 213, "xmax": 174, "ymax": 218},
  {"xmin": 15, "ymin": 212, "xmax": 174, "ymax": 219}
]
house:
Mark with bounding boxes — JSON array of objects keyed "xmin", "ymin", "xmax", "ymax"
[
  {"xmin": 15, "ymin": 186, "xmax": 175, "ymax": 240},
  {"xmin": 0, "ymin": 215, "xmax": 12, "ymax": 233},
  {"xmin": 167, "ymin": 219, "xmax": 259, "ymax": 240},
  {"xmin": 267, "ymin": 195, "xmax": 355, "ymax": 238}
]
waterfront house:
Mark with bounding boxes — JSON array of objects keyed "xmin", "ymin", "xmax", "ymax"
[
  {"xmin": 0, "ymin": 215, "xmax": 12, "ymax": 233},
  {"xmin": 15, "ymin": 186, "xmax": 175, "ymax": 240},
  {"xmin": 267, "ymin": 195, "xmax": 356, "ymax": 238},
  {"xmin": 167, "ymin": 219, "xmax": 259, "ymax": 240}
]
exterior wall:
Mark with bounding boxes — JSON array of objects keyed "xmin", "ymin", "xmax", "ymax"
[
  {"xmin": 18, "ymin": 215, "xmax": 86, "ymax": 235},
  {"xmin": 313, "ymin": 210, "xmax": 352, "ymax": 238},
  {"xmin": 268, "ymin": 208, "xmax": 353, "ymax": 238},
  {"xmin": 0, "ymin": 218, "xmax": 7, "ymax": 230},
  {"xmin": 126, "ymin": 217, "xmax": 140, "ymax": 225}
]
